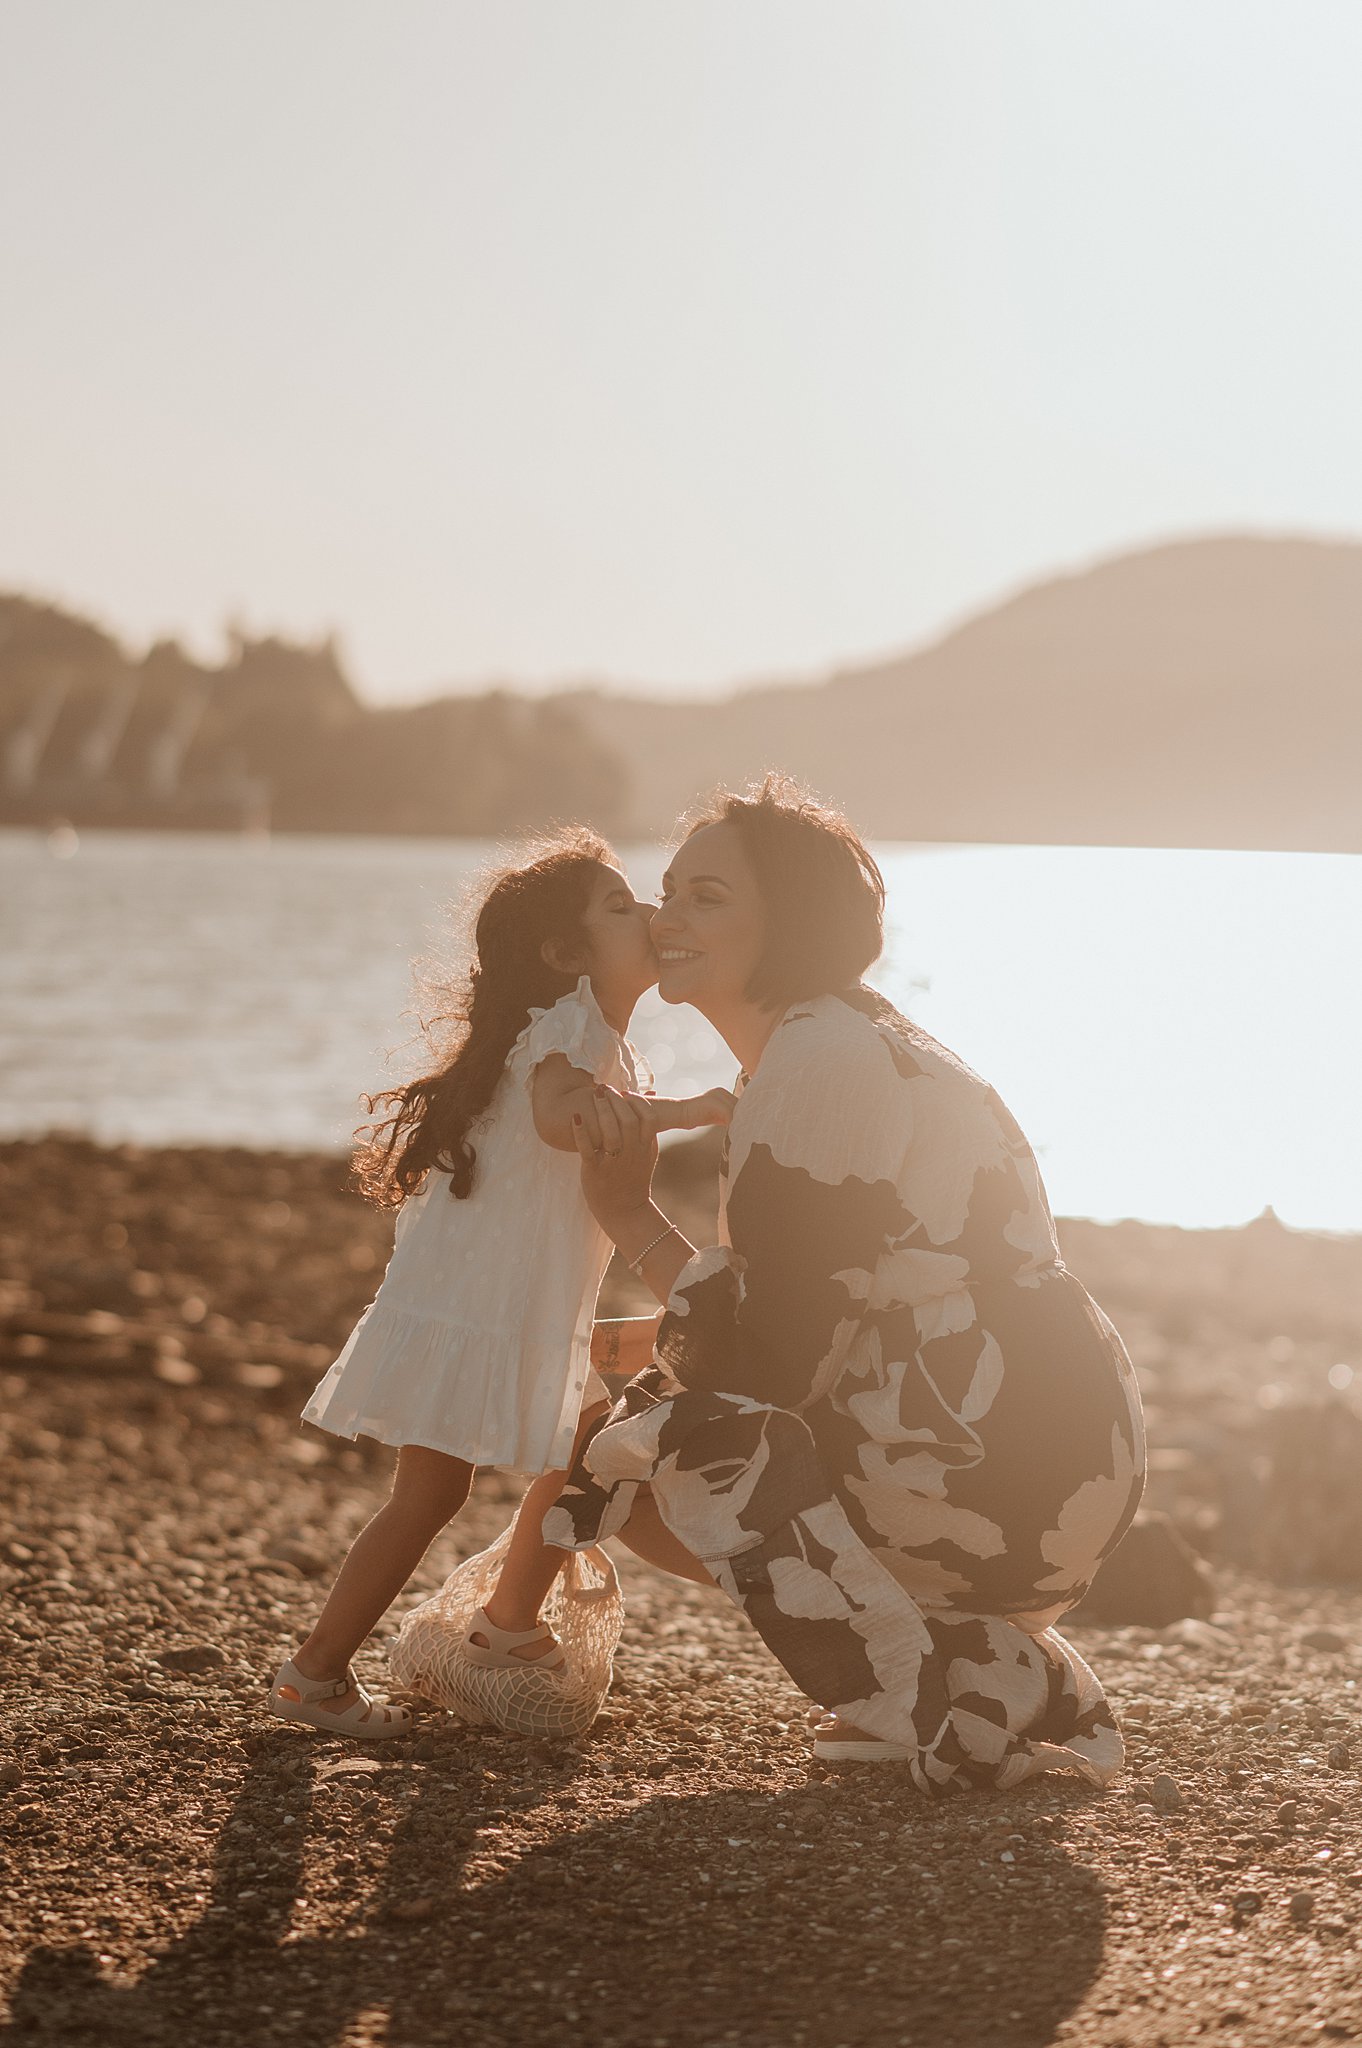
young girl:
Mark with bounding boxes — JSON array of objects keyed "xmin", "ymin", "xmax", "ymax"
[{"xmin": 268, "ymin": 829, "xmax": 731, "ymax": 1738}]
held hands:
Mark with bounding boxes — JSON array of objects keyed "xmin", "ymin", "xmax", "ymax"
[
  {"xmin": 571, "ymin": 1086, "xmax": 658, "ymax": 1230},
  {"xmin": 637, "ymin": 1086, "xmax": 736, "ymax": 1134}
]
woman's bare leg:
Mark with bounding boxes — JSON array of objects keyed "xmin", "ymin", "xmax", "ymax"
[{"xmin": 285, "ymin": 1444, "xmax": 474, "ymax": 1713}]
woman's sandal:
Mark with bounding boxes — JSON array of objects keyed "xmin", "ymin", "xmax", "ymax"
[
  {"xmin": 462, "ymin": 1608, "xmax": 567, "ymax": 1673},
  {"xmin": 269, "ymin": 1657, "xmax": 414, "ymax": 1740}
]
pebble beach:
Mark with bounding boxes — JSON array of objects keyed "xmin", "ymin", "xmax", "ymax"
[{"xmin": 4, "ymin": 1135, "xmax": 1362, "ymax": 2048}]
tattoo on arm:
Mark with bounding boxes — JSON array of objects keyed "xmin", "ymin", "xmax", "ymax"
[{"xmin": 599, "ymin": 1324, "xmax": 622, "ymax": 1372}]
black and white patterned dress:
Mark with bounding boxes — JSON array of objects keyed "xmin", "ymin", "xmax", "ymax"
[{"xmin": 545, "ymin": 986, "xmax": 1146, "ymax": 1795}]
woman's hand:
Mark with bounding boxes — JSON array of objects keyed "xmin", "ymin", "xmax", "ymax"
[{"xmin": 572, "ymin": 1085, "xmax": 658, "ymax": 1234}]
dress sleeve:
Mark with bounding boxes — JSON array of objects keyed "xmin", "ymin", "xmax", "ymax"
[
  {"xmin": 511, "ymin": 976, "xmax": 632, "ymax": 1094},
  {"xmin": 655, "ymin": 1004, "xmax": 914, "ymax": 1411}
]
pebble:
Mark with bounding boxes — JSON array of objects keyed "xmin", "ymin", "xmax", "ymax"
[
  {"xmin": 384, "ymin": 1896, "xmax": 437, "ymax": 1922},
  {"xmin": 157, "ymin": 1643, "xmax": 226, "ymax": 1674},
  {"xmin": 1327, "ymin": 1742, "xmax": 1351, "ymax": 1768},
  {"xmin": 1232, "ymin": 1890, "xmax": 1263, "ymax": 1916},
  {"xmin": 1288, "ymin": 1891, "xmax": 1315, "ymax": 1924},
  {"xmin": 1302, "ymin": 1628, "xmax": 1349, "ymax": 1653},
  {"xmin": 1276, "ymin": 1799, "xmax": 1299, "ymax": 1827},
  {"xmin": 265, "ymin": 1538, "xmax": 329, "ymax": 1578},
  {"xmin": 0, "ymin": 1759, "xmax": 21, "ymax": 1789},
  {"xmin": 1151, "ymin": 1773, "xmax": 1185, "ymax": 1813},
  {"xmin": 1321, "ymin": 1797, "xmax": 1345, "ymax": 1819}
]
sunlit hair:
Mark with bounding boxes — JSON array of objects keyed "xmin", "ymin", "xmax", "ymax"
[
  {"xmin": 355, "ymin": 827, "xmax": 615, "ymax": 1206},
  {"xmin": 682, "ymin": 772, "xmax": 884, "ymax": 1006}
]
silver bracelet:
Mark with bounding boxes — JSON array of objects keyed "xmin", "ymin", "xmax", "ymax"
[{"xmin": 628, "ymin": 1221, "xmax": 679, "ymax": 1276}]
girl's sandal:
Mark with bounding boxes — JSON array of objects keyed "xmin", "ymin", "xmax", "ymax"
[
  {"xmin": 462, "ymin": 1608, "xmax": 567, "ymax": 1673},
  {"xmin": 269, "ymin": 1658, "xmax": 414, "ymax": 1740}
]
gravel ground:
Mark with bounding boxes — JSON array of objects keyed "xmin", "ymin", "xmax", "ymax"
[{"xmin": 3, "ymin": 1140, "xmax": 1362, "ymax": 2048}]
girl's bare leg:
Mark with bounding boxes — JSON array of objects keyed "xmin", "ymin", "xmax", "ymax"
[
  {"xmin": 287, "ymin": 1445, "xmax": 474, "ymax": 1713},
  {"xmin": 478, "ymin": 1402, "xmax": 611, "ymax": 1654}
]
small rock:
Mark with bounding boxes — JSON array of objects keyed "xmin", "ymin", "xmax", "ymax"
[
  {"xmin": 158, "ymin": 1643, "xmax": 226, "ymax": 1675},
  {"xmin": 385, "ymin": 1896, "xmax": 437, "ymax": 1922},
  {"xmin": 1078, "ymin": 1512, "xmax": 1215, "ymax": 1628},
  {"xmin": 1288, "ymin": 1890, "xmax": 1315, "ymax": 1924},
  {"xmin": 317, "ymin": 1757, "xmax": 382, "ymax": 1781},
  {"xmin": 413, "ymin": 1736, "xmax": 438, "ymax": 1761},
  {"xmin": 1276, "ymin": 1799, "xmax": 1299, "ymax": 1828},
  {"xmin": 1327, "ymin": 1742, "xmax": 1351, "ymax": 1768},
  {"xmin": 1151, "ymin": 1773, "xmax": 1185, "ymax": 1813},
  {"xmin": 1321, "ymin": 1797, "xmax": 1345, "ymax": 1819},
  {"xmin": 266, "ymin": 1539, "xmax": 329, "ymax": 1578},
  {"xmin": 1232, "ymin": 1890, "xmax": 1263, "ymax": 1916},
  {"xmin": 0, "ymin": 1760, "xmax": 21, "ymax": 1790},
  {"xmin": 1122, "ymin": 1699, "xmax": 1153, "ymax": 1722},
  {"xmin": 1302, "ymin": 1628, "xmax": 1348, "ymax": 1654}
]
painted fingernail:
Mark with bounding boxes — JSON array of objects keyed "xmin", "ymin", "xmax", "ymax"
[{"xmin": 572, "ymin": 1114, "xmax": 582, "ymax": 1126}]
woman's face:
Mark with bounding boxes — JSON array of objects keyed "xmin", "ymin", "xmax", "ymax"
[
  {"xmin": 577, "ymin": 862, "xmax": 658, "ymax": 1005},
  {"xmin": 651, "ymin": 823, "xmax": 767, "ymax": 1016}
]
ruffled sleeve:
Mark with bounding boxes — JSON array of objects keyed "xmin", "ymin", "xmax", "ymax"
[{"xmin": 509, "ymin": 975, "xmax": 643, "ymax": 1095}]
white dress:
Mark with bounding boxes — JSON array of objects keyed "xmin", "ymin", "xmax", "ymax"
[{"xmin": 302, "ymin": 977, "xmax": 648, "ymax": 1474}]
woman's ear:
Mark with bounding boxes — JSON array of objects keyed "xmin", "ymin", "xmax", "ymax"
[{"xmin": 541, "ymin": 936, "xmax": 583, "ymax": 976}]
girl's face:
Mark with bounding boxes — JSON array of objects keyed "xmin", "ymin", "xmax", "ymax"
[
  {"xmin": 575, "ymin": 863, "xmax": 658, "ymax": 1009},
  {"xmin": 651, "ymin": 824, "xmax": 767, "ymax": 1018}
]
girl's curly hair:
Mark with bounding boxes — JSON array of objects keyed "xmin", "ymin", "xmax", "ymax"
[{"xmin": 355, "ymin": 827, "xmax": 615, "ymax": 1207}]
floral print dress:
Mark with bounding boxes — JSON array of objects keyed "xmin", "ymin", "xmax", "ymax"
[{"xmin": 545, "ymin": 986, "xmax": 1146, "ymax": 1796}]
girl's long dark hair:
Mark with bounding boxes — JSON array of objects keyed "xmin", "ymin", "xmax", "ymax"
[{"xmin": 355, "ymin": 828, "xmax": 615, "ymax": 1207}]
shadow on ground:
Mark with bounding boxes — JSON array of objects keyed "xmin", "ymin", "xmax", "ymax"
[{"xmin": 7, "ymin": 1744, "xmax": 1109, "ymax": 2048}]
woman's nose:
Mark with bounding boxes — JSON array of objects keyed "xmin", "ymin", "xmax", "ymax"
[{"xmin": 650, "ymin": 903, "xmax": 676, "ymax": 942}]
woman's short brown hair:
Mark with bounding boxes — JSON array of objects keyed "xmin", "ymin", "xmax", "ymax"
[{"xmin": 682, "ymin": 773, "xmax": 885, "ymax": 1007}]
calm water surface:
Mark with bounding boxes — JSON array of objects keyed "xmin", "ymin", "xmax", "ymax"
[{"xmin": 2, "ymin": 829, "xmax": 1358, "ymax": 1231}]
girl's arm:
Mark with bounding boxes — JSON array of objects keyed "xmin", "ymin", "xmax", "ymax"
[
  {"xmin": 637, "ymin": 1087, "xmax": 735, "ymax": 1135},
  {"xmin": 531, "ymin": 1054, "xmax": 612, "ymax": 1151},
  {"xmin": 533, "ymin": 1062, "xmax": 734, "ymax": 1152}
]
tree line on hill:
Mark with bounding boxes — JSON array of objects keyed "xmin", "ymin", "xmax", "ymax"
[{"xmin": 0, "ymin": 595, "xmax": 629, "ymax": 837}]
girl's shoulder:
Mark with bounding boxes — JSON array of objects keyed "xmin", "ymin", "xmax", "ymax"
[{"xmin": 507, "ymin": 976, "xmax": 646, "ymax": 1090}]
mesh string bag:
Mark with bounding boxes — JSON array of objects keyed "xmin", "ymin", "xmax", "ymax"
[{"xmin": 388, "ymin": 1513, "xmax": 624, "ymax": 1740}]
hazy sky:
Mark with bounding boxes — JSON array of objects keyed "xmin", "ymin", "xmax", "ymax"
[{"xmin": 4, "ymin": 2, "xmax": 1362, "ymax": 701}]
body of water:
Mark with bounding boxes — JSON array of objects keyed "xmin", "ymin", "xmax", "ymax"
[{"xmin": 2, "ymin": 828, "xmax": 1358, "ymax": 1232}]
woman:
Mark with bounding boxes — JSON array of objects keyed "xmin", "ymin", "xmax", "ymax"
[{"xmin": 548, "ymin": 776, "xmax": 1146, "ymax": 1794}]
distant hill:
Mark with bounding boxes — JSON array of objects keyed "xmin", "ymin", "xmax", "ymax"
[
  {"xmin": 566, "ymin": 535, "xmax": 1362, "ymax": 850},
  {"xmin": 0, "ymin": 599, "xmax": 629, "ymax": 837},
  {"xmin": 4, "ymin": 535, "xmax": 1359, "ymax": 847}
]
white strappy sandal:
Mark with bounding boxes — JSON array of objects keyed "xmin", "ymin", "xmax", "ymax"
[
  {"xmin": 462, "ymin": 1608, "xmax": 567, "ymax": 1672},
  {"xmin": 268, "ymin": 1657, "xmax": 414, "ymax": 1740}
]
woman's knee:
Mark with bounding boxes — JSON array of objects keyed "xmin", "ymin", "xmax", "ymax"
[{"xmin": 392, "ymin": 1445, "xmax": 475, "ymax": 1525}]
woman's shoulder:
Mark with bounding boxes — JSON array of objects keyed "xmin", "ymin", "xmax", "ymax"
[{"xmin": 759, "ymin": 986, "xmax": 909, "ymax": 1086}]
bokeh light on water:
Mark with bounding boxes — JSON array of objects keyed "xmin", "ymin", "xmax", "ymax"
[{"xmin": 1, "ymin": 829, "xmax": 1357, "ymax": 1232}]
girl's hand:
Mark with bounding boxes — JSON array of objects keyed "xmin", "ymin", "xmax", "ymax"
[
  {"xmin": 572, "ymin": 1086, "xmax": 657, "ymax": 1233},
  {"xmin": 682, "ymin": 1086, "xmax": 737, "ymax": 1130},
  {"xmin": 629, "ymin": 1086, "xmax": 737, "ymax": 1134}
]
